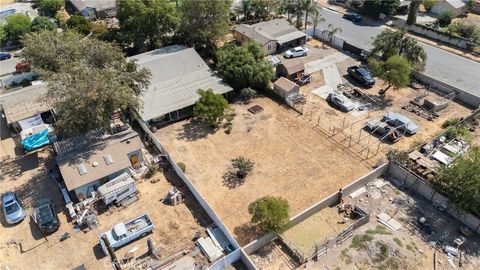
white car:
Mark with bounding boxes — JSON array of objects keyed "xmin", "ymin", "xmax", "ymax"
[{"xmin": 284, "ymin": 46, "xmax": 309, "ymax": 58}]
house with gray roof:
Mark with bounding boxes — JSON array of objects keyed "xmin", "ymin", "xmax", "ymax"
[
  {"xmin": 235, "ymin": 19, "xmax": 307, "ymax": 55},
  {"xmin": 130, "ymin": 45, "xmax": 233, "ymax": 127},
  {"xmin": 431, "ymin": 0, "xmax": 467, "ymax": 17},
  {"xmin": 66, "ymin": 0, "xmax": 116, "ymax": 19},
  {"xmin": 54, "ymin": 126, "xmax": 144, "ymax": 199}
]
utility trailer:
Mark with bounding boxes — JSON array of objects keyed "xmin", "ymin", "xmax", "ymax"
[{"xmin": 99, "ymin": 213, "xmax": 154, "ymax": 255}]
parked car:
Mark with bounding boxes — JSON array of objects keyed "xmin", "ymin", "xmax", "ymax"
[
  {"xmin": 284, "ymin": 46, "xmax": 309, "ymax": 58},
  {"xmin": 0, "ymin": 52, "xmax": 12, "ymax": 60},
  {"xmin": 99, "ymin": 213, "xmax": 154, "ymax": 255},
  {"xmin": 327, "ymin": 92, "xmax": 355, "ymax": 112},
  {"xmin": 347, "ymin": 66, "xmax": 375, "ymax": 88},
  {"xmin": 364, "ymin": 119, "xmax": 403, "ymax": 143},
  {"xmin": 2, "ymin": 192, "xmax": 26, "ymax": 225},
  {"xmin": 296, "ymin": 74, "xmax": 311, "ymax": 86},
  {"xmin": 32, "ymin": 199, "xmax": 60, "ymax": 234},
  {"xmin": 343, "ymin": 13, "xmax": 362, "ymax": 22},
  {"xmin": 382, "ymin": 112, "xmax": 419, "ymax": 135}
]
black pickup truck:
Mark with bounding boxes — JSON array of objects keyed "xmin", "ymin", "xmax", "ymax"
[{"xmin": 347, "ymin": 66, "xmax": 375, "ymax": 88}]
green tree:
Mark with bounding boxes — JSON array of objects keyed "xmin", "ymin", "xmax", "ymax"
[
  {"xmin": 232, "ymin": 156, "xmax": 254, "ymax": 178},
  {"xmin": 433, "ymin": 147, "xmax": 480, "ymax": 217},
  {"xmin": 251, "ymin": 0, "xmax": 272, "ymax": 21},
  {"xmin": 234, "ymin": 0, "xmax": 253, "ymax": 22},
  {"xmin": 0, "ymin": 26, "xmax": 6, "ymax": 46},
  {"xmin": 369, "ymin": 55, "xmax": 411, "ymax": 93},
  {"xmin": 422, "ymin": 0, "xmax": 435, "ymax": 12},
  {"xmin": 407, "ymin": 0, "xmax": 421, "ymax": 25},
  {"xmin": 66, "ymin": 15, "xmax": 91, "ymax": 35},
  {"xmin": 371, "ymin": 29, "xmax": 427, "ymax": 71},
  {"xmin": 4, "ymin": 14, "xmax": 31, "ymax": 42},
  {"xmin": 326, "ymin": 23, "xmax": 342, "ymax": 46},
  {"xmin": 216, "ymin": 42, "xmax": 274, "ymax": 91},
  {"xmin": 193, "ymin": 89, "xmax": 229, "ymax": 127},
  {"xmin": 248, "ymin": 196, "xmax": 289, "ymax": 233},
  {"xmin": 22, "ymin": 31, "xmax": 151, "ymax": 137},
  {"xmin": 31, "ymin": 16, "xmax": 56, "ymax": 32},
  {"xmin": 438, "ymin": 11, "xmax": 453, "ymax": 27},
  {"xmin": 117, "ymin": 0, "xmax": 179, "ymax": 51},
  {"xmin": 311, "ymin": 8, "xmax": 325, "ymax": 35},
  {"xmin": 38, "ymin": 0, "xmax": 65, "ymax": 18},
  {"xmin": 276, "ymin": 0, "xmax": 297, "ymax": 21},
  {"xmin": 362, "ymin": 0, "xmax": 400, "ymax": 19},
  {"xmin": 178, "ymin": 0, "xmax": 232, "ymax": 50}
]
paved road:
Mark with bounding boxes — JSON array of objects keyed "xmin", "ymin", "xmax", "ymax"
[
  {"xmin": 0, "ymin": 58, "xmax": 18, "ymax": 76},
  {"xmin": 314, "ymin": 9, "xmax": 480, "ymax": 99}
]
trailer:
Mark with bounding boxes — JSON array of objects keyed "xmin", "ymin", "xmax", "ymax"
[
  {"xmin": 99, "ymin": 213, "xmax": 154, "ymax": 255},
  {"xmin": 97, "ymin": 172, "xmax": 137, "ymax": 206}
]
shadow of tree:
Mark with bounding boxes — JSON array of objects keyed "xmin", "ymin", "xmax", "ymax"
[
  {"xmin": 233, "ymin": 223, "xmax": 261, "ymax": 246},
  {"xmin": 0, "ymin": 152, "xmax": 39, "ymax": 182},
  {"xmin": 175, "ymin": 119, "xmax": 216, "ymax": 141},
  {"xmin": 222, "ymin": 171, "xmax": 246, "ymax": 189}
]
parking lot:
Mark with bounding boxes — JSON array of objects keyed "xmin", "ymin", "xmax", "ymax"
[{"xmin": 0, "ymin": 148, "xmax": 213, "ymax": 269}]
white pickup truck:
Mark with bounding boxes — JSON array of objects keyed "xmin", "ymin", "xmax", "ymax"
[{"xmin": 99, "ymin": 213, "xmax": 154, "ymax": 255}]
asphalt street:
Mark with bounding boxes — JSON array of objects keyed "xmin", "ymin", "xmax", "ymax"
[
  {"xmin": 0, "ymin": 58, "xmax": 18, "ymax": 76},
  {"xmin": 313, "ymin": 9, "xmax": 480, "ymax": 99}
]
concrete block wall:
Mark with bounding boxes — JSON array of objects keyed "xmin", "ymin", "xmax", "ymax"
[{"xmin": 388, "ymin": 162, "xmax": 480, "ymax": 234}]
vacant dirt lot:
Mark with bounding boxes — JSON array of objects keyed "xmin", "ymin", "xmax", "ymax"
[
  {"xmin": 155, "ymin": 97, "xmax": 370, "ymax": 245},
  {"xmin": 0, "ymin": 149, "xmax": 211, "ymax": 269},
  {"xmin": 299, "ymin": 57, "xmax": 473, "ymax": 163}
]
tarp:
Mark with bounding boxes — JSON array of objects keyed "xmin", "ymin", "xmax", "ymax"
[
  {"xmin": 20, "ymin": 123, "xmax": 53, "ymax": 140},
  {"xmin": 21, "ymin": 129, "xmax": 50, "ymax": 152}
]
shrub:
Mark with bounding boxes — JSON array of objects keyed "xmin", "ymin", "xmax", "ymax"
[
  {"xmin": 177, "ymin": 162, "xmax": 186, "ymax": 173},
  {"xmin": 422, "ymin": 0, "xmax": 435, "ymax": 12},
  {"xmin": 248, "ymin": 196, "xmax": 289, "ymax": 233},
  {"xmin": 438, "ymin": 11, "xmax": 453, "ymax": 27},
  {"xmin": 349, "ymin": 0, "xmax": 362, "ymax": 9},
  {"xmin": 232, "ymin": 156, "xmax": 254, "ymax": 178},
  {"xmin": 240, "ymin": 87, "xmax": 257, "ymax": 102},
  {"xmin": 447, "ymin": 22, "xmax": 480, "ymax": 42},
  {"xmin": 442, "ymin": 118, "xmax": 460, "ymax": 128},
  {"xmin": 193, "ymin": 89, "xmax": 229, "ymax": 127},
  {"xmin": 144, "ymin": 165, "xmax": 158, "ymax": 179}
]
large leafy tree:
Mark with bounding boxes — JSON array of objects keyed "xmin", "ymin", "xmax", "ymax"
[
  {"xmin": 117, "ymin": 0, "xmax": 179, "ymax": 50},
  {"xmin": 369, "ymin": 55, "xmax": 411, "ymax": 93},
  {"xmin": 22, "ymin": 31, "xmax": 151, "ymax": 137},
  {"xmin": 66, "ymin": 15, "xmax": 91, "ymax": 35},
  {"xmin": 234, "ymin": 0, "xmax": 253, "ymax": 22},
  {"xmin": 248, "ymin": 196, "xmax": 290, "ymax": 233},
  {"xmin": 362, "ymin": 0, "xmax": 400, "ymax": 19},
  {"xmin": 371, "ymin": 29, "xmax": 427, "ymax": 71},
  {"xmin": 433, "ymin": 147, "xmax": 480, "ymax": 217},
  {"xmin": 38, "ymin": 0, "xmax": 65, "ymax": 18},
  {"xmin": 31, "ymin": 16, "xmax": 57, "ymax": 32},
  {"xmin": 276, "ymin": 0, "xmax": 297, "ymax": 21},
  {"xmin": 193, "ymin": 89, "xmax": 229, "ymax": 127},
  {"xmin": 0, "ymin": 26, "xmax": 7, "ymax": 46},
  {"xmin": 216, "ymin": 42, "xmax": 274, "ymax": 91},
  {"xmin": 4, "ymin": 14, "xmax": 31, "ymax": 42},
  {"xmin": 178, "ymin": 0, "xmax": 232, "ymax": 50}
]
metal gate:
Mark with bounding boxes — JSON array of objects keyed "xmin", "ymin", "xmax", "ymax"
[{"xmin": 343, "ymin": 42, "xmax": 363, "ymax": 56}]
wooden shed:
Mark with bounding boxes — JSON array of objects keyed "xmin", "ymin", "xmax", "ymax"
[
  {"xmin": 273, "ymin": 77, "xmax": 300, "ymax": 99},
  {"xmin": 276, "ymin": 59, "xmax": 305, "ymax": 80}
]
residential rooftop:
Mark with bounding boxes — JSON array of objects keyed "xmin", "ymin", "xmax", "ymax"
[
  {"xmin": 129, "ymin": 45, "xmax": 233, "ymax": 121},
  {"xmin": 0, "ymin": 83, "xmax": 51, "ymax": 124},
  {"xmin": 235, "ymin": 19, "xmax": 306, "ymax": 45},
  {"xmin": 54, "ymin": 127, "xmax": 143, "ymax": 191}
]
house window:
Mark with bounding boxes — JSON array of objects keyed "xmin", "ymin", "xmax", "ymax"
[{"xmin": 267, "ymin": 44, "xmax": 272, "ymax": 51}]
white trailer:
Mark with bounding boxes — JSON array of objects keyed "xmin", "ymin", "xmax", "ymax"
[{"xmin": 97, "ymin": 172, "xmax": 136, "ymax": 205}]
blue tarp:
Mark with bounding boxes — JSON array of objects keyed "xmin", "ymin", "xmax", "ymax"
[{"xmin": 21, "ymin": 129, "xmax": 50, "ymax": 152}]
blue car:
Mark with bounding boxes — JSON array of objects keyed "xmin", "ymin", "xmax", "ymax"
[
  {"xmin": 0, "ymin": 52, "xmax": 12, "ymax": 60},
  {"xmin": 2, "ymin": 192, "xmax": 26, "ymax": 225}
]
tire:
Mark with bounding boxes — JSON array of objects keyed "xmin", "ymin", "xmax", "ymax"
[{"xmin": 303, "ymin": 53, "xmax": 306, "ymax": 56}]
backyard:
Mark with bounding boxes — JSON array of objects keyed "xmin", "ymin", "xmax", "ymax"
[{"xmin": 155, "ymin": 97, "xmax": 371, "ymax": 245}]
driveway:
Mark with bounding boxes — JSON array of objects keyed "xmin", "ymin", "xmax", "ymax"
[{"xmin": 312, "ymin": 8, "xmax": 480, "ymax": 100}]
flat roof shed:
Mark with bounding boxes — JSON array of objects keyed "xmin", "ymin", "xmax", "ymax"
[
  {"xmin": 129, "ymin": 45, "xmax": 233, "ymax": 122},
  {"xmin": 0, "ymin": 84, "xmax": 51, "ymax": 124}
]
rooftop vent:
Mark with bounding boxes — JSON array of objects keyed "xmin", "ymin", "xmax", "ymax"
[
  {"xmin": 104, "ymin": 154, "xmax": 114, "ymax": 165},
  {"xmin": 77, "ymin": 163, "xmax": 87, "ymax": 175},
  {"xmin": 92, "ymin": 161, "xmax": 99, "ymax": 167}
]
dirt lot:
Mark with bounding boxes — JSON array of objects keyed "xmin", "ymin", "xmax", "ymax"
[
  {"xmin": 253, "ymin": 177, "xmax": 480, "ymax": 270},
  {"xmin": 155, "ymin": 97, "xmax": 370, "ymax": 245},
  {"xmin": 0, "ymin": 148, "xmax": 212, "ymax": 269},
  {"xmin": 298, "ymin": 56, "xmax": 473, "ymax": 164}
]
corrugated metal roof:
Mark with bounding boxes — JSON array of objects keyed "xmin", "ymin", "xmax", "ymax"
[{"xmin": 130, "ymin": 45, "xmax": 233, "ymax": 121}]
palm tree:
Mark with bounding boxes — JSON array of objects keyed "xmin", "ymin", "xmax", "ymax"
[
  {"xmin": 298, "ymin": 0, "xmax": 317, "ymax": 30},
  {"xmin": 327, "ymin": 24, "xmax": 342, "ymax": 46},
  {"xmin": 406, "ymin": 0, "xmax": 421, "ymax": 25},
  {"xmin": 311, "ymin": 7, "xmax": 325, "ymax": 36}
]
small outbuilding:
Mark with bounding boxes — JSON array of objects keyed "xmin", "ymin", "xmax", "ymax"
[
  {"xmin": 273, "ymin": 77, "xmax": 300, "ymax": 99},
  {"xmin": 276, "ymin": 59, "xmax": 305, "ymax": 80}
]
